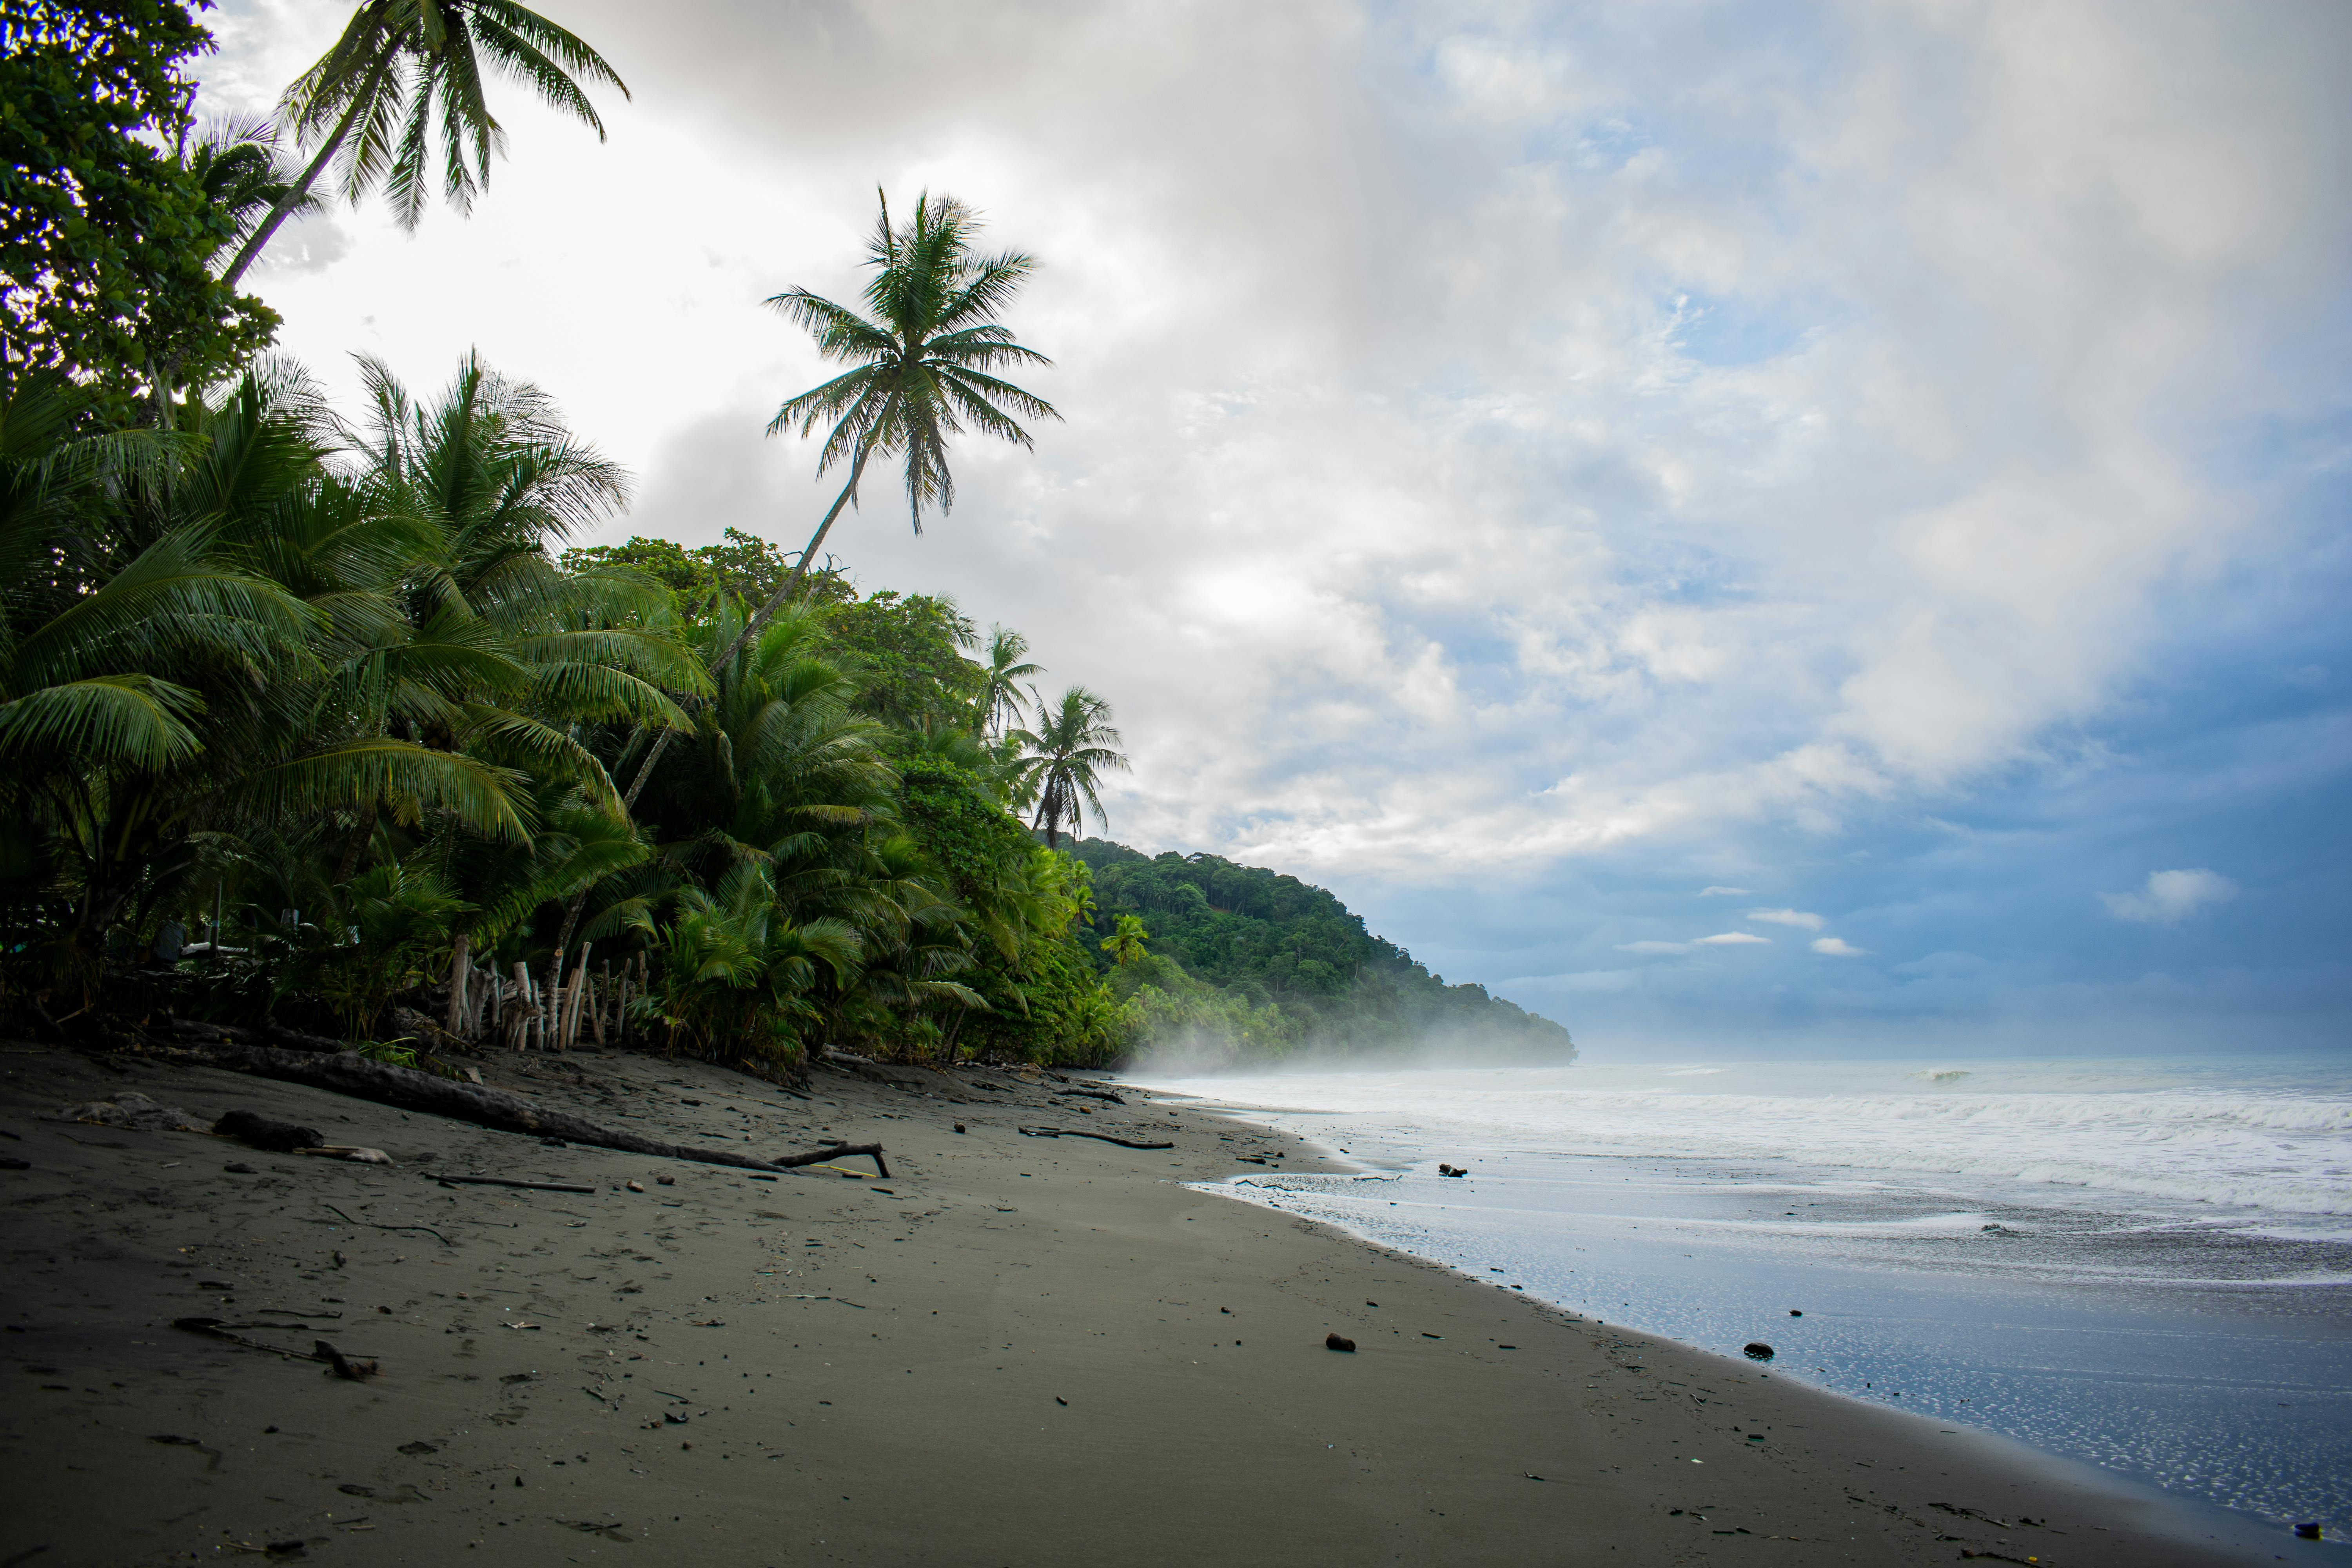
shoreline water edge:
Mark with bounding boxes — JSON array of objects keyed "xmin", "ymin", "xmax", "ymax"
[
  {"xmin": 0, "ymin": 1040, "xmax": 2305, "ymax": 1566},
  {"xmin": 1129, "ymin": 1055, "xmax": 2352, "ymax": 1555}
]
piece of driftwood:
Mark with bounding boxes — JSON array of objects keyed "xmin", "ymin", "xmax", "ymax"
[
  {"xmin": 173, "ymin": 1317, "xmax": 378, "ymax": 1378},
  {"xmin": 771, "ymin": 1142, "xmax": 890, "ymax": 1178},
  {"xmin": 187, "ymin": 1041, "xmax": 882, "ymax": 1178},
  {"xmin": 1052, "ymin": 1086, "xmax": 1126, "ymax": 1105},
  {"xmin": 322, "ymin": 1203, "xmax": 451, "ymax": 1245},
  {"xmin": 163, "ymin": 1017, "xmax": 347, "ymax": 1053},
  {"xmin": 1017, "ymin": 1126, "xmax": 1175, "ymax": 1151},
  {"xmin": 316, "ymin": 1339, "xmax": 378, "ymax": 1380},
  {"xmin": 213, "ymin": 1109, "xmax": 324, "ymax": 1151},
  {"xmin": 436, "ymin": 1174, "xmax": 597, "ymax": 1194}
]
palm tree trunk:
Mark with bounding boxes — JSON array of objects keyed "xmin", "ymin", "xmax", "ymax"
[
  {"xmin": 152, "ymin": 62, "xmax": 386, "ymax": 427},
  {"xmin": 219, "ymin": 68, "xmax": 383, "ymax": 293},
  {"xmin": 445, "ymin": 931, "xmax": 472, "ymax": 1037},
  {"xmin": 706, "ymin": 441, "xmax": 871, "ymax": 674},
  {"xmin": 335, "ymin": 796, "xmax": 379, "ymax": 884}
]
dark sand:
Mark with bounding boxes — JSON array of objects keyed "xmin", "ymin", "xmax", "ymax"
[{"xmin": 0, "ymin": 1041, "xmax": 2281, "ymax": 1565}]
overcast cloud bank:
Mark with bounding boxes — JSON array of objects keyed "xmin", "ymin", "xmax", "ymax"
[{"xmin": 213, "ymin": 0, "xmax": 2352, "ymax": 1055}]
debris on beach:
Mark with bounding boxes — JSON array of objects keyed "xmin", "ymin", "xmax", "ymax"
[
  {"xmin": 1017, "ymin": 1125, "xmax": 1173, "ymax": 1150},
  {"xmin": 213, "ymin": 1109, "xmax": 323, "ymax": 1151},
  {"xmin": 316, "ymin": 1340, "xmax": 377, "ymax": 1381},
  {"xmin": 1437, "ymin": 1163, "xmax": 1467, "ymax": 1178},
  {"xmin": 1743, "ymin": 1343, "xmax": 1775, "ymax": 1360},
  {"xmin": 180, "ymin": 1040, "xmax": 891, "ymax": 1176},
  {"xmin": 56, "ymin": 1092, "xmax": 209, "ymax": 1133},
  {"xmin": 1325, "ymin": 1332, "xmax": 1356, "ymax": 1352}
]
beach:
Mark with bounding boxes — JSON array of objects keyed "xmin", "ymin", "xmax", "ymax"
[
  {"xmin": 0, "ymin": 1041, "xmax": 2286, "ymax": 1566},
  {"xmin": 1134, "ymin": 1058, "xmax": 2352, "ymax": 1547}
]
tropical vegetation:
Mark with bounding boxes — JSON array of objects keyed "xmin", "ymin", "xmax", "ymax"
[{"xmin": 0, "ymin": 0, "xmax": 1573, "ymax": 1078}]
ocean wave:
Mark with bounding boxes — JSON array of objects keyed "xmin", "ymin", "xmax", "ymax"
[{"xmin": 1139, "ymin": 1062, "xmax": 2352, "ymax": 1225}]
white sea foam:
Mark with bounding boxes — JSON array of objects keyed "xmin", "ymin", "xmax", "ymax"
[{"xmin": 1131, "ymin": 1055, "xmax": 2352, "ymax": 1235}]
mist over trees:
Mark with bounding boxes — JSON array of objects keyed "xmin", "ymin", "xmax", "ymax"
[{"xmin": 1068, "ymin": 840, "xmax": 1575, "ymax": 1067}]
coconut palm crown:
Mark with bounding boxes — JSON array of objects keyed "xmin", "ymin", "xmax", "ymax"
[
  {"xmin": 218, "ymin": 0, "xmax": 628, "ymax": 289},
  {"xmin": 975, "ymin": 624, "xmax": 1043, "ymax": 739},
  {"xmin": 1010, "ymin": 686, "xmax": 1126, "ymax": 852}
]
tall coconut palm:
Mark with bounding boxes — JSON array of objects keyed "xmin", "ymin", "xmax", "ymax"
[
  {"xmin": 974, "ymin": 624, "xmax": 1041, "ymax": 739},
  {"xmin": 216, "ymin": 0, "xmax": 628, "ymax": 292},
  {"xmin": 612, "ymin": 191, "xmax": 1057, "ymax": 817},
  {"xmin": 720, "ymin": 191, "xmax": 1058, "ymax": 671},
  {"xmin": 1009, "ymin": 686, "xmax": 1126, "ymax": 852}
]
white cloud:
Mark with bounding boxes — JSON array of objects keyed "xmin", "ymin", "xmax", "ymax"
[
  {"xmin": 1746, "ymin": 907, "xmax": 1826, "ymax": 931},
  {"xmin": 1699, "ymin": 886, "xmax": 1752, "ymax": 897},
  {"xmin": 202, "ymin": 0, "xmax": 2350, "ymax": 912},
  {"xmin": 1811, "ymin": 936, "xmax": 1871, "ymax": 957},
  {"xmin": 1695, "ymin": 932, "xmax": 1773, "ymax": 946},
  {"xmin": 1616, "ymin": 940, "xmax": 1695, "ymax": 955},
  {"xmin": 2100, "ymin": 869, "xmax": 2238, "ymax": 925}
]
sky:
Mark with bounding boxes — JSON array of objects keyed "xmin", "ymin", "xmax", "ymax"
[{"xmin": 201, "ymin": 0, "xmax": 2351, "ymax": 1060}]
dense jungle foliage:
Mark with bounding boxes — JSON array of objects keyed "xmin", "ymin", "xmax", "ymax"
[{"xmin": 0, "ymin": 0, "xmax": 1572, "ymax": 1078}]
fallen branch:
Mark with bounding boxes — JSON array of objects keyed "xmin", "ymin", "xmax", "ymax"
[
  {"xmin": 323, "ymin": 1203, "xmax": 452, "ymax": 1245},
  {"xmin": 436, "ymin": 1174, "xmax": 597, "ymax": 1194},
  {"xmin": 188, "ymin": 1041, "xmax": 880, "ymax": 1180},
  {"xmin": 315, "ymin": 1339, "xmax": 378, "ymax": 1380},
  {"xmin": 769, "ymin": 1142, "xmax": 889, "ymax": 1178},
  {"xmin": 173, "ymin": 1316, "xmax": 379, "ymax": 1379},
  {"xmin": 165, "ymin": 1017, "xmax": 349, "ymax": 1054},
  {"xmin": 1052, "ymin": 1087, "xmax": 1126, "ymax": 1105},
  {"xmin": 1018, "ymin": 1126, "xmax": 1175, "ymax": 1151}
]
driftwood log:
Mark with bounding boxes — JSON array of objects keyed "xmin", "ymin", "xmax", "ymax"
[
  {"xmin": 187, "ymin": 1042, "xmax": 887, "ymax": 1176},
  {"xmin": 1018, "ymin": 1125, "xmax": 1175, "ymax": 1151},
  {"xmin": 773, "ymin": 1142, "xmax": 890, "ymax": 1177},
  {"xmin": 436, "ymin": 1174, "xmax": 598, "ymax": 1194}
]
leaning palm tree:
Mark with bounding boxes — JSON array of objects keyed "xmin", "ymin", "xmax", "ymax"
[
  {"xmin": 973, "ymin": 624, "xmax": 1042, "ymax": 739},
  {"xmin": 718, "ymin": 190, "xmax": 1058, "ymax": 671},
  {"xmin": 216, "ymin": 0, "xmax": 628, "ymax": 291},
  {"xmin": 1009, "ymin": 686, "xmax": 1126, "ymax": 851}
]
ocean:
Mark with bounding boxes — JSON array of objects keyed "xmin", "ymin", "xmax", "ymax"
[{"xmin": 1123, "ymin": 1054, "xmax": 2352, "ymax": 1546}]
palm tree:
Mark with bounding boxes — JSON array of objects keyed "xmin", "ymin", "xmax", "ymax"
[
  {"xmin": 719, "ymin": 191, "xmax": 1058, "ymax": 670},
  {"xmin": 340, "ymin": 351, "xmax": 701, "ymax": 1018},
  {"xmin": 974, "ymin": 624, "xmax": 1041, "ymax": 739},
  {"xmin": 216, "ymin": 0, "xmax": 628, "ymax": 292},
  {"xmin": 0, "ymin": 367, "xmax": 538, "ymax": 985},
  {"xmin": 1009, "ymin": 686, "xmax": 1126, "ymax": 851},
  {"xmin": 1100, "ymin": 912, "xmax": 1149, "ymax": 967},
  {"xmin": 611, "ymin": 190, "xmax": 1057, "ymax": 816}
]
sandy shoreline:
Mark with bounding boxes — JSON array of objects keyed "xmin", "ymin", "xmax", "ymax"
[{"xmin": 0, "ymin": 1042, "xmax": 2281, "ymax": 1566}]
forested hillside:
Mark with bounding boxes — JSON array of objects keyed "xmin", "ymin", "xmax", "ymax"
[{"xmin": 1068, "ymin": 839, "xmax": 1576, "ymax": 1065}]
